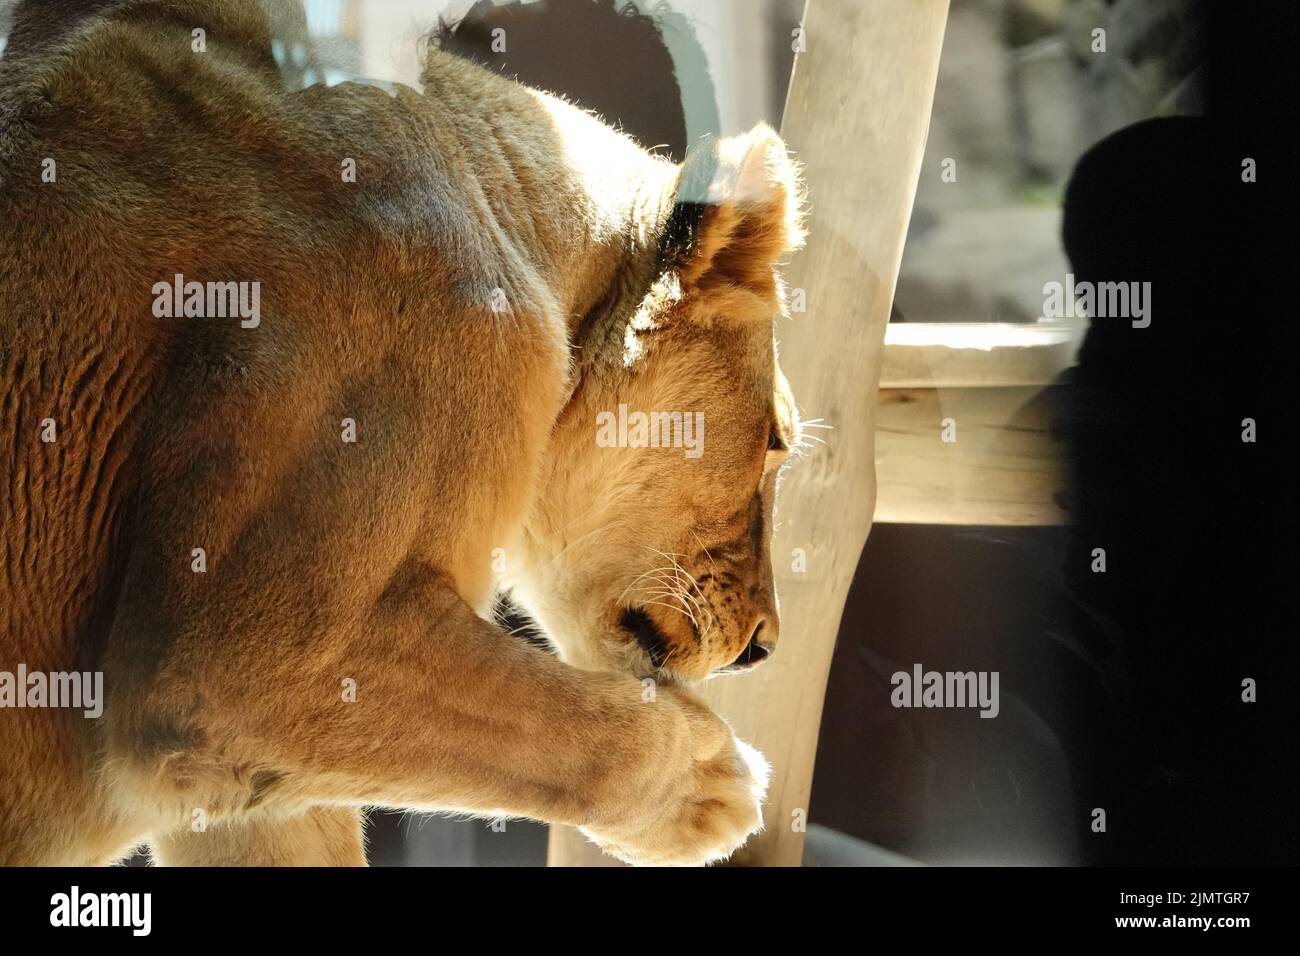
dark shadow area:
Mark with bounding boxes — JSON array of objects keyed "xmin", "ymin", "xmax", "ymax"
[
  {"xmin": 812, "ymin": 524, "xmax": 1083, "ymax": 865},
  {"xmin": 815, "ymin": 0, "xmax": 1298, "ymax": 866}
]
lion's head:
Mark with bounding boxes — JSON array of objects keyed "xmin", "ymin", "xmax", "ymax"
[{"xmin": 511, "ymin": 124, "xmax": 806, "ymax": 682}]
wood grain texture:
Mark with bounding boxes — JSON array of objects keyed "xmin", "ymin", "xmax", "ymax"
[
  {"xmin": 880, "ymin": 322, "xmax": 1085, "ymax": 389},
  {"xmin": 875, "ymin": 385, "xmax": 1066, "ymax": 525},
  {"xmin": 549, "ymin": 0, "xmax": 951, "ymax": 866}
]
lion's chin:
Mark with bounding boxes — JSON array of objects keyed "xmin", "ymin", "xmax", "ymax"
[
  {"xmin": 617, "ymin": 607, "xmax": 670, "ymax": 668},
  {"xmin": 530, "ymin": 605, "xmax": 703, "ymax": 682}
]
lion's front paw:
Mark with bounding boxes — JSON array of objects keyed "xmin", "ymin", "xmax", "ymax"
[{"xmin": 582, "ymin": 697, "xmax": 770, "ymax": 867}]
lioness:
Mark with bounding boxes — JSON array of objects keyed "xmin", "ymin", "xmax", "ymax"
[{"xmin": 0, "ymin": 0, "xmax": 804, "ymax": 866}]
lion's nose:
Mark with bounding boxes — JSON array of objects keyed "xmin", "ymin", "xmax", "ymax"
[{"xmin": 728, "ymin": 620, "xmax": 774, "ymax": 670}]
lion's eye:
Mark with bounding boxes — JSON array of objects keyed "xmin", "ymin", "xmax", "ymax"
[{"xmin": 767, "ymin": 426, "xmax": 785, "ymax": 452}]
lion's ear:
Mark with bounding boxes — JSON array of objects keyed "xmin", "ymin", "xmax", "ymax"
[{"xmin": 659, "ymin": 124, "xmax": 804, "ymax": 295}]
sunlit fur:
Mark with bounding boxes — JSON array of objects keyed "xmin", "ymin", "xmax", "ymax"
[
  {"xmin": 0, "ymin": 0, "xmax": 802, "ymax": 866},
  {"xmin": 507, "ymin": 140, "xmax": 807, "ymax": 681}
]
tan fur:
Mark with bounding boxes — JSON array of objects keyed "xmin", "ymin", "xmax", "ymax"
[{"xmin": 0, "ymin": 0, "xmax": 804, "ymax": 866}]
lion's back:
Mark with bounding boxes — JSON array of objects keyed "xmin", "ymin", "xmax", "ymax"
[
  {"xmin": 0, "ymin": 0, "xmax": 555, "ymax": 675},
  {"xmin": 0, "ymin": 0, "xmax": 330, "ymax": 739}
]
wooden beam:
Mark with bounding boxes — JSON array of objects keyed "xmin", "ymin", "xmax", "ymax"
[
  {"xmin": 548, "ymin": 0, "xmax": 951, "ymax": 866},
  {"xmin": 875, "ymin": 385, "xmax": 1065, "ymax": 525},
  {"xmin": 880, "ymin": 322, "xmax": 1085, "ymax": 389}
]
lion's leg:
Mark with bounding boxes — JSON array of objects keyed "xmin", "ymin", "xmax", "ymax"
[
  {"xmin": 109, "ymin": 566, "xmax": 684, "ymax": 829},
  {"xmin": 151, "ymin": 806, "xmax": 365, "ymax": 867},
  {"xmin": 105, "ymin": 566, "xmax": 762, "ymax": 865}
]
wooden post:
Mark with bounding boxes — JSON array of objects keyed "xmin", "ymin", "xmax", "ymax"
[{"xmin": 548, "ymin": 0, "xmax": 950, "ymax": 867}]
